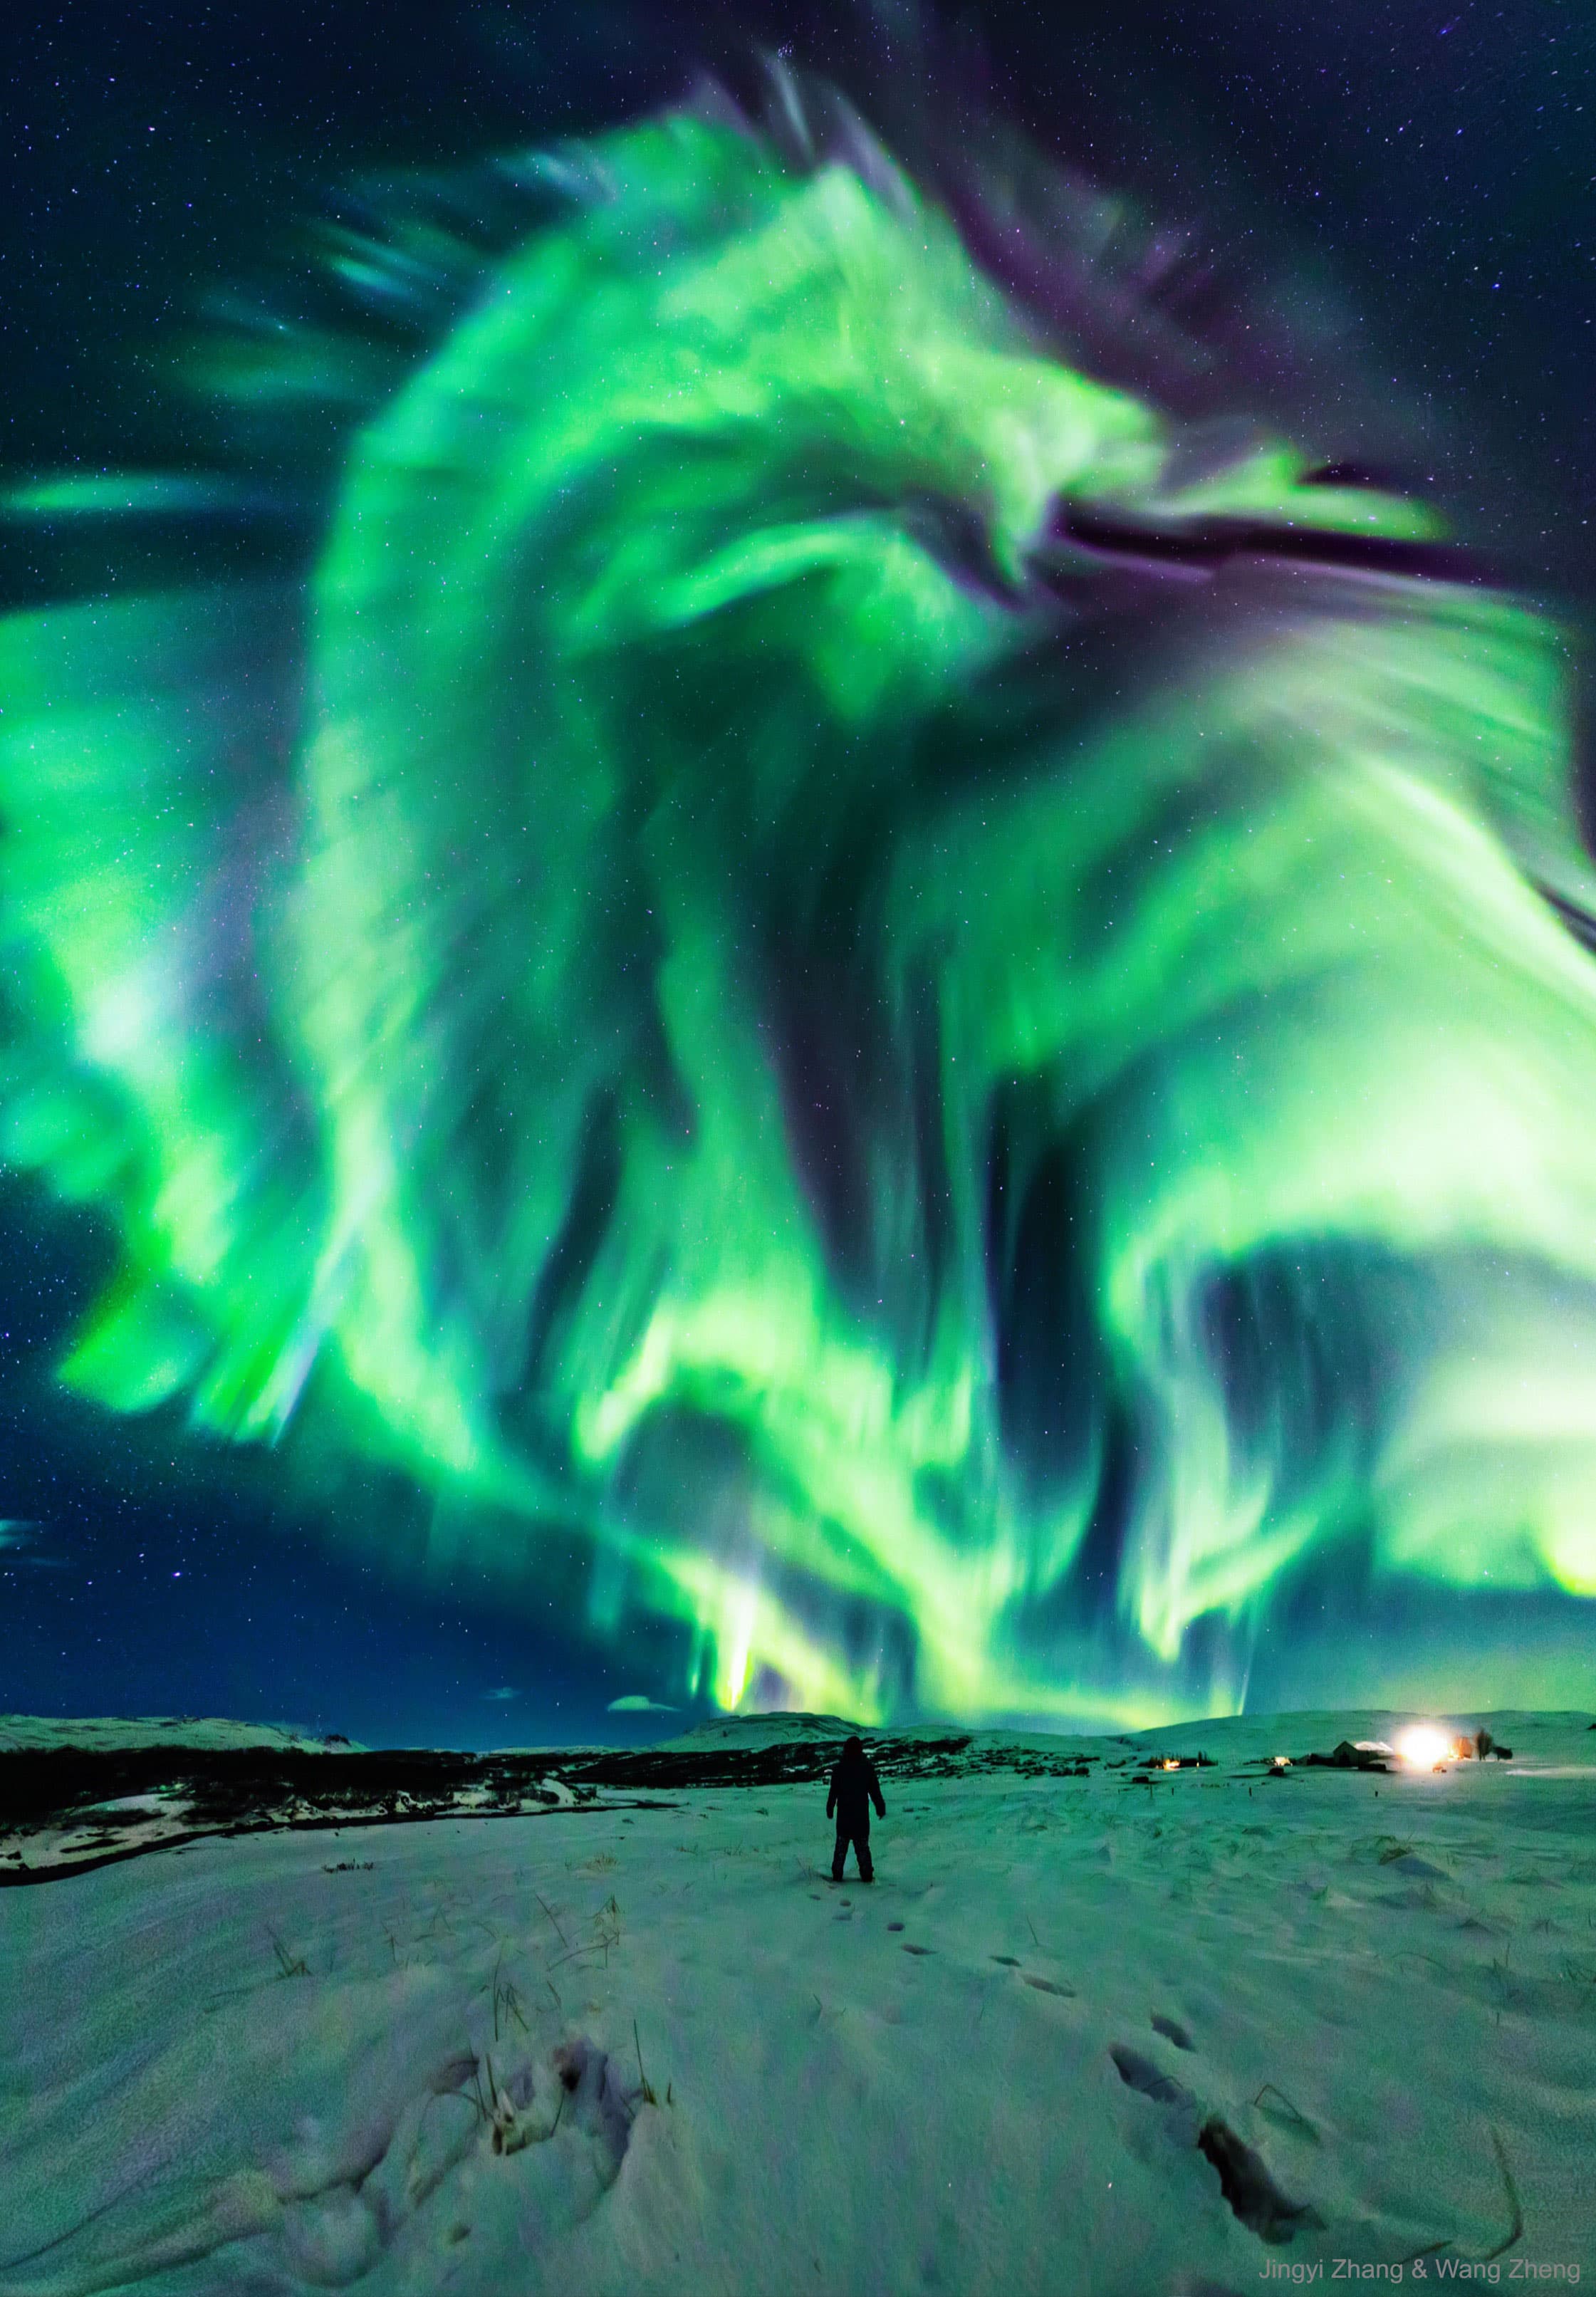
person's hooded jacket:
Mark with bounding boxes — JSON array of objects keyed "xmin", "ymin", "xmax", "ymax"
[{"xmin": 827, "ymin": 1737, "xmax": 886, "ymax": 1828}]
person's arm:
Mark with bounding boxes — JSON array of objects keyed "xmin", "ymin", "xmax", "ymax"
[
  {"xmin": 870, "ymin": 1764, "xmax": 885, "ymax": 1818},
  {"xmin": 826, "ymin": 1766, "xmax": 837, "ymax": 1820}
]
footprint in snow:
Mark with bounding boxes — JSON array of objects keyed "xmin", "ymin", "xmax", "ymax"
[
  {"xmin": 1109, "ymin": 2047, "xmax": 1194, "ymax": 2109},
  {"xmin": 1108, "ymin": 2044, "xmax": 1322, "ymax": 2247},
  {"xmin": 31, "ymin": 2023, "xmax": 646, "ymax": 2297},
  {"xmin": 271, "ymin": 2031, "xmax": 639, "ymax": 2288}
]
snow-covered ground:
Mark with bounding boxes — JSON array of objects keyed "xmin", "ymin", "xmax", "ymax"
[{"xmin": 1, "ymin": 1712, "xmax": 1592, "ymax": 2296}]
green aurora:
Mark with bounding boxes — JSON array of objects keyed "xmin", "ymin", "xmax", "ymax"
[{"xmin": 4, "ymin": 102, "xmax": 1596, "ymax": 1726}]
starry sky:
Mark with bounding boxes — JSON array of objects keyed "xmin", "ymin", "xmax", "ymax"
[{"xmin": 2, "ymin": 0, "xmax": 1592, "ymax": 1749}]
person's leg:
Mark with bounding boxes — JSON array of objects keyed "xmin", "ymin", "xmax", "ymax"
[
  {"xmin": 832, "ymin": 1823, "xmax": 848, "ymax": 1881},
  {"xmin": 857, "ymin": 1823, "xmax": 874, "ymax": 1882}
]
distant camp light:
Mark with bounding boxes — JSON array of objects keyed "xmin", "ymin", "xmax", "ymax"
[{"xmin": 1395, "ymin": 1724, "xmax": 1451, "ymax": 1769}]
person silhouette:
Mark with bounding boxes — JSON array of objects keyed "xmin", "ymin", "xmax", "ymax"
[{"xmin": 827, "ymin": 1735, "xmax": 886, "ymax": 1882}]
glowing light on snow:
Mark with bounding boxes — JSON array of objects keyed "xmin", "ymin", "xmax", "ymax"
[
  {"xmin": 1395, "ymin": 1725, "xmax": 1452, "ymax": 1770},
  {"xmin": 4, "ymin": 90, "xmax": 1596, "ymax": 1724}
]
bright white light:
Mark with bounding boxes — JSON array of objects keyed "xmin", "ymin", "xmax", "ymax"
[{"xmin": 1396, "ymin": 1724, "xmax": 1451, "ymax": 1769}]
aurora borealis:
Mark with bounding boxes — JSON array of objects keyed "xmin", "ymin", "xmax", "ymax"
[{"xmin": 4, "ymin": 12, "xmax": 1595, "ymax": 1737}]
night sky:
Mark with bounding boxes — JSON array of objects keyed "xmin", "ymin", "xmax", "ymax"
[{"xmin": 3, "ymin": 1, "xmax": 1593, "ymax": 1748}]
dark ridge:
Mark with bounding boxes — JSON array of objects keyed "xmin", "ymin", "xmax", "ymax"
[{"xmin": 0, "ymin": 1733, "xmax": 1104, "ymax": 1886}]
